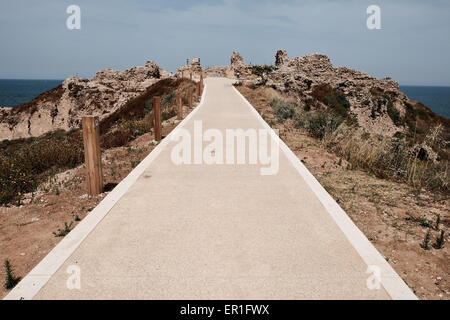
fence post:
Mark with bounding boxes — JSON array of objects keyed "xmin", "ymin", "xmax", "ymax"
[
  {"xmin": 197, "ymin": 82, "xmax": 201, "ymax": 100},
  {"xmin": 153, "ymin": 96, "xmax": 162, "ymax": 141},
  {"xmin": 200, "ymin": 74, "xmax": 204, "ymax": 94},
  {"xmin": 82, "ymin": 116, "xmax": 103, "ymax": 196},
  {"xmin": 177, "ymin": 92, "xmax": 182, "ymax": 120},
  {"xmin": 188, "ymin": 87, "xmax": 193, "ymax": 109}
]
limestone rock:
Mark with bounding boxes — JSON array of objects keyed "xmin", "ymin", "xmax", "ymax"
[
  {"xmin": 177, "ymin": 57, "xmax": 204, "ymax": 80},
  {"xmin": 219, "ymin": 50, "xmax": 412, "ymax": 136},
  {"xmin": 0, "ymin": 61, "xmax": 169, "ymax": 140},
  {"xmin": 230, "ymin": 51, "xmax": 244, "ymax": 66},
  {"xmin": 205, "ymin": 51, "xmax": 251, "ymax": 79},
  {"xmin": 230, "ymin": 51, "xmax": 252, "ymax": 79},
  {"xmin": 275, "ymin": 50, "xmax": 289, "ymax": 67},
  {"xmin": 265, "ymin": 51, "xmax": 409, "ymax": 136}
]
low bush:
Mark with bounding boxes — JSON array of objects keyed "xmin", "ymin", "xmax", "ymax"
[
  {"xmin": 293, "ymin": 108, "xmax": 344, "ymax": 141},
  {"xmin": 0, "ymin": 130, "xmax": 83, "ymax": 205},
  {"xmin": 53, "ymin": 222, "xmax": 73, "ymax": 237},
  {"xmin": 249, "ymin": 65, "xmax": 276, "ymax": 87},
  {"xmin": 305, "ymin": 111, "xmax": 343, "ymax": 140},
  {"xmin": 269, "ymin": 98, "xmax": 296, "ymax": 123},
  {"xmin": 4, "ymin": 259, "xmax": 20, "ymax": 290},
  {"xmin": 311, "ymin": 84, "xmax": 351, "ymax": 119},
  {"xmin": 433, "ymin": 230, "xmax": 445, "ymax": 249},
  {"xmin": 248, "ymin": 65, "xmax": 275, "ymax": 77},
  {"xmin": 386, "ymin": 100, "xmax": 402, "ymax": 126},
  {"xmin": 421, "ymin": 230, "xmax": 431, "ymax": 250}
]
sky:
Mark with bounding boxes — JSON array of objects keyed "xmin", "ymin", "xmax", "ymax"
[{"xmin": 0, "ymin": 0, "xmax": 449, "ymax": 85}]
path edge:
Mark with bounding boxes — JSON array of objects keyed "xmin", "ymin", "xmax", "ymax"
[
  {"xmin": 3, "ymin": 84, "xmax": 208, "ymax": 300},
  {"xmin": 232, "ymin": 85, "xmax": 418, "ymax": 300}
]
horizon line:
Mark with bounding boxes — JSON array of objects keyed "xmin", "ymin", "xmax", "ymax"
[{"xmin": 1, "ymin": 78, "xmax": 450, "ymax": 88}]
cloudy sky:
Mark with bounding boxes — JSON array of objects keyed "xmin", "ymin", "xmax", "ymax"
[{"xmin": 0, "ymin": 0, "xmax": 449, "ymax": 85}]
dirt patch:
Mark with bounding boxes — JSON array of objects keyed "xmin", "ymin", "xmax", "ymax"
[{"xmin": 237, "ymin": 85, "xmax": 449, "ymax": 300}]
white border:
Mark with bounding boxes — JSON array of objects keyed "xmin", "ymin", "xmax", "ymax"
[
  {"xmin": 4, "ymin": 84, "xmax": 208, "ymax": 300},
  {"xmin": 232, "ymin": 85, "xmax": 417, "ymax": 300}
]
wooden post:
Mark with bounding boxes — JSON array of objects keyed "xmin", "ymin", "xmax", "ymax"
[
  {"xmin": 181, "ymin": 70, "xmax": 184, "ymax": 79},
  {"xmin": 188, "ymin": 87, "xmax": 193, "ymax": 109},
  {"xmin": 197, "ymin": 81, "xmax": 201, "ymax": 100},
  {"xmin": 177, "ymin": 92, "xmax": 182, "ymax": 120},
  {"xmin": 190, "ymin": 72, "xmax": 192, "ymax": 81},
  {"xmin": 200, "ymin": 74, "xmax": 204, "ymax": 93},
  {"xmin": 82, "ymin": 116, "xmax": 103, "ymax": 196},
  {"xmin": 153, "ymin": 96, "xmax": 162, "ymax": 141}
]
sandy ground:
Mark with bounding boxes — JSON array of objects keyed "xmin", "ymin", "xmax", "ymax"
[{"xmin": 236, "ymin": 85, "xmax": 449, "ymax": 300}]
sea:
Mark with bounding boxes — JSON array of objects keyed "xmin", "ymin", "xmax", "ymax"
[
  {"xmin": 0, "ymin": 79, "xmax": 63, "ymax": 107},
  {"xmin": 399, "ymin": 86, "xmax": 450, "ymax": 119},
  {"xmin": 0, "ymin": 79, "xmax": 448, "ymax": 119}
]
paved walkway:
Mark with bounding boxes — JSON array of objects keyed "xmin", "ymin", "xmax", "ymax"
[{"xmin": 5, "ymin": 78, "xmax": 416, "ymax": 300}]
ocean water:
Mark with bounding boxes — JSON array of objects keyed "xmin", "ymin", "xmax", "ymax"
[
  {"xmin": 0, "ymin": 79, "xmax": 63, "ymax": 107},
  {"xmin": 0, "ymin": 80, "xmax": 448, "ymax": 119},
  {"xmin": 400, "ymin": 85, "xmax": 450, "ymax": 119}
]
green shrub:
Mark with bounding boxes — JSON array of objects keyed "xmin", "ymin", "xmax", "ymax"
[
  {"xmin": 305, "ymin": 111, "xmax": 343, "ymax": 140},
  {"xmin": 145, "ymin": 93, "xmax": 177, "ymax": 121},
  {"xmin": 311, "ymin": 84, "xmax": 351, "ymax": 119},
  {"xmin": 4, "ymin": 260, "xmax": 20, "ymax": 290},
  {"xmin": 386, "ymin": 100, "xmax": 402, "ymax": 126},
  {"xmin": 249, "ymin": 65, "xmax": 275, "ymax": 87},
  {"xmin": 421, "ymin": 230, "xmax": 431, "ymax": 250},
  {"xmin": 433, "ymin": 230, "xmax": 445, "ymax": 249},
  {"xmin": 53, "ymin": 222, "xmax": 73, "ymax": 237},
  {"xmin": 269, "ymin": 98, "xmax": 296, "ymax": 123},
  {"xmin": 0, "ymin": 131, "xmax": 83, "ymax": 205},
  {"xmin": 144, "ymin": 99, "xmax": 153, "ymax": 115},
  {"xmin": 248, "ymin": 65, "xmax": 275, "ymax": 77}
]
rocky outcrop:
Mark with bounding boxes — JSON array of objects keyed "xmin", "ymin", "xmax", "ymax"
[
  {"xmin": 205, "ymin": 51, "xmax": 255, "ymax": 80},
  {"xmin": 176, "ymin": 57, "xmax": 205, "ymax": 80},
  {"xmin": 0, "ymin": 61, "xmax": 169, "ymax": 140},
  {"xmin": 266, "ymin": 52, "xmax": 408, "ymax": 135},
  {"xmin": 216, "ymin": 50, "xmax": 410, "ymax": 136},
  {"xmin": 230, "ymin": 51, "xmax": 254, "ymax": 79},
  {"xmin": 275, "ymin": 50, "xmax": 289, "ymax": 67}
]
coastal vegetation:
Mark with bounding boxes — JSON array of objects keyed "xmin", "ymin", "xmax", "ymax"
[
  {"xmin": 241, "ymin": 85, "xmax": 450, "ymax": 194},
  {"xmin": 3, "ymin": 260, "xmax": 20, "ymax": 290}
]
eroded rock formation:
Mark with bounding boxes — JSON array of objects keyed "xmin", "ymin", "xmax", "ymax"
[
  {"xmin": 0, "ymin": 61, "xmax": 169, "ymax": 140},
  {"xmin": 224, "ymin": 50, "xmax": 412, "ymax": 136},
  {"xmin": 266, "ymin": 52, "xmax": 408, "ymax": 135},
  {"xmin": 176, "ymin": 57, "xmax": 205, "ymax": 80}
]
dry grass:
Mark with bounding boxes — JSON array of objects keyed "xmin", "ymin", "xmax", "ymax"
[{"xmin": 323, "ymin": 125, "xmax": 449, "ymax": 192}]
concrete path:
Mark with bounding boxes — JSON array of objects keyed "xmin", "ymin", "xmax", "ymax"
[{"xmin": 5, "ymin": 78, "xmax": 416, "ymax": 300}]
